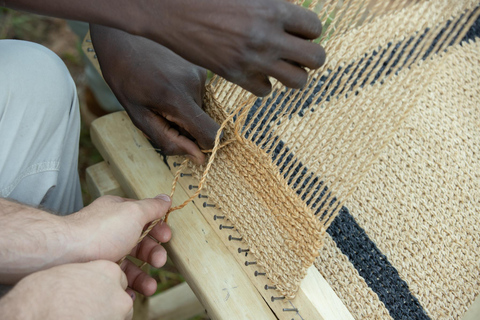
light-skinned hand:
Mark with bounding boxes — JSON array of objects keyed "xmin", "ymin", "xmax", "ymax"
[
  {"xmin": 0, "ymin": 261, "xmax": 134, "ymax": 320},
  {"xmin": 66, "ymin": 194, "xmax": 172, "ymax": 296}
]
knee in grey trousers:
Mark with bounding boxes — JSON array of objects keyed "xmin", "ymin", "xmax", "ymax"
[{"xmin": 0, "ymin": 40, "xmax": 83, "ymax": 215}]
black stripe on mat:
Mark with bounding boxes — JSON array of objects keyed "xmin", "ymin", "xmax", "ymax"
[{"xmin": 327, "ymin": 207, "xmax": 431, "ymax": 320}]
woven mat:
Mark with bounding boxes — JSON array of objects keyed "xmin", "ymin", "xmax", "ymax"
[
  {"xmin": 315, "ymin": 38, "xmax": 480, "ymax": 319},
  {"xmin": 182, "ymin": 0, "xmax": 480, "ymax": 300}
]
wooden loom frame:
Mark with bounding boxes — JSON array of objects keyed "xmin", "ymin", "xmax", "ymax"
[{"xmin": 88, "ymin": 111, "xmax": 353, "ymax": 320}]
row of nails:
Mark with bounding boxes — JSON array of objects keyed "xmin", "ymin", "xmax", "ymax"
[
  {"xmin": 173, "ymin": 162, "xmax": 208, "ymax": 204},
  {"xmin": 84, "ymin": 43, "xmax": 97, "ymax": 59},
  {"xmin": 197, "ymin": 180, "xmax": 294, "ymax": 314}
]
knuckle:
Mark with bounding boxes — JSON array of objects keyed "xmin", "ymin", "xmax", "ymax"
[
  {"xmin": 140, "ymin": 198, "xmax": 168, "ymax": 218},
  {"xmin": 123, "ymin": 201, "xmax": 142, "ymax": 214},
  {"xmin": 116, "ymin": 292, "xmax": 134, "ymax": 314},
  {"xmin": 276, "ymin": 2, "xmax": 290, "ymax": 20},
  {"xmin": 247, "ymin": 28, "xmax": 269, "ymax": 51}
]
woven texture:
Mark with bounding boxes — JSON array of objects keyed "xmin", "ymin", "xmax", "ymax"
[
  {"xmin": 175, "ymin": 0, "xmax": 480, "ymax": 300},
  {"xmin": 338, "ymin": 39, "xmax": 480, "ymax": 319}
]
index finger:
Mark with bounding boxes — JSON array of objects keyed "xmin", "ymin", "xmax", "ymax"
[{"xmin": 283, "ymin": 3, "xmax": 323, "ymax": 39}]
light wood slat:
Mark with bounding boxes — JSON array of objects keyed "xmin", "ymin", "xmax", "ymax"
[
  {"xmin": 462, "ymin": 295, "xmax": 480, "ymax": 320},
  {"xmin": 86, "ymin": 161, "xmax": 126, "ymax": 198},
  {"xmin": 148, "ymin": 282, "xmax": 205, "ymax": 320}
]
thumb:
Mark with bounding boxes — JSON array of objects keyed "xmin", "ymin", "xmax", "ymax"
[{"xmin": 133, "ymin": 194, "xmax": 171, "ymax": 225}]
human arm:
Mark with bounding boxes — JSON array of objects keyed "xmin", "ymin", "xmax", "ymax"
[
  {"xmin": 0, "ymin": 261, "xmax": 134, "ymax": 320},
  {"xmin": 0, "ymin": 195, "xmax": 172, "ymax": 296},
  {"xmin": 3, "ymin": 0, "xmax": 326, "ymax": 96},
  {"xmin": 90, "ymin": 24, "xmax": 218, "ymax": 164}
]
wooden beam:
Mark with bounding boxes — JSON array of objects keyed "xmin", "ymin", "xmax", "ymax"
[
  {"xmin": 86, "ymin": 161, "xmax": 126, "ymax": 198},
  {"xmin": 463, "ymin": 294, "xmax": 480, "ymax": 320},
  {"xmin": 148, "ymin": 282, "xmax": 205, "ymax": 320}
]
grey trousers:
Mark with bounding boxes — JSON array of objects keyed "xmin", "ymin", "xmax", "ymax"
[{"xmin": 0, "ymin": 40, "xmax": 83, "ymax": 216}]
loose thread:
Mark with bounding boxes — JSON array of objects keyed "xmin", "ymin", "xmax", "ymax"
[{"xmin": 200, "ymin": 139, "xmax": 236, "ymax": 154}]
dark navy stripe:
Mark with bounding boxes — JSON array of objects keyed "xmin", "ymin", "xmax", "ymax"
[
  {"xmin": 325, "ymin": 16, "xmax": 480, "ymax": 319},
  {"xmin": 327, "ymin": 207, "xmax": 430, "ymax": 320},
  {"xmin": 463, "ymin": 6, "xmax": 480, "ymax": 43}
]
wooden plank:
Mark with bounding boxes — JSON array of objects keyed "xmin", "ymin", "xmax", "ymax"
[
  {"xmin": 302, "ymin": 267, "xmax": 354, "ymax": 320},
  {"xmin": 90, "ymin": 112, "xmax": 276, "ymax": 320},
  {"xmin": 148, "ymin": 282, "xmax": 205, "ymax": 320},
  {"xmin": 167, "ymin": 155, "xmax": 354, "ymax": 320},
  {"xmin": 462, "ymin": 294, "xmax": 480, "ymax": 320},
  {"xmin": 86, "ymin": 161, "xmax": 126, "ymax": 198}
]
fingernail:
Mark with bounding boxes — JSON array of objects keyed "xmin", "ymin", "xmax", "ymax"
[
  {"xmin": 130, "ymin": 292, "xmax": 136, "ymax": 301},
  {"xmin": 155, "ymin": 194, "xmax": 171, "ymax": 202}
]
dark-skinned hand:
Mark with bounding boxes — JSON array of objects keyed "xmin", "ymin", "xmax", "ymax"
[
  {"xmin": 6, "ymin": 0, "xmax": 326, "ymax": 98},
  {"xmin": 90, "ymin": 25, "xmax": 219, "ymax": 164},
  {"xmin": 142, "ymin": 0, "xmax": 326, "ymax": 97}
]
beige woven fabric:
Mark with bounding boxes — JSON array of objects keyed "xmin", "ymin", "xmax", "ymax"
[
  {"xmin": 344, "ymin": 40, "xmax": 480, "ymax": 319},
  {"xmin": 315, "ymin": 235, "xmax": 393, "ymax": 319},
  {"xmin": 180, "ymin": 0, "xmax": 480, "ymax": 298}
]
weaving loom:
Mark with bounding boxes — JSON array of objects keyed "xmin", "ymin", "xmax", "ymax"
[{"xmin": 84, "ymin": 0, "xmax": 480, "ymax": 319}]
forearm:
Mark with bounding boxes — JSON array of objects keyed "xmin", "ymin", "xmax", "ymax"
[
  {"xmin": 2, "ymin": 0, "xmax": 148, "ymax": 38},
  {"xmin": 0, "ymin": 198, "xmax": 79, "ymax": 284}
]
